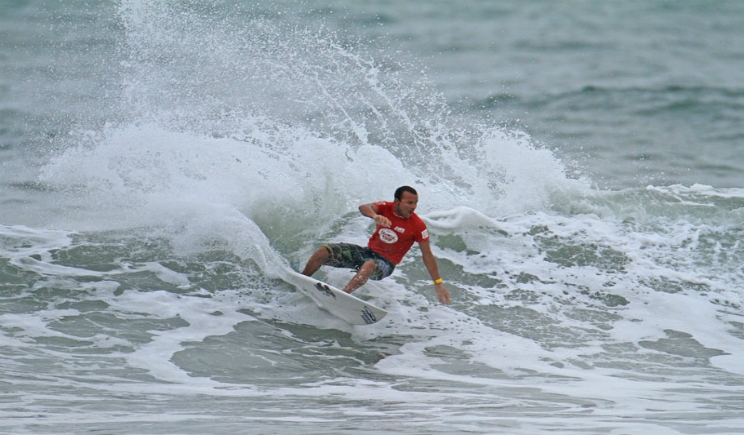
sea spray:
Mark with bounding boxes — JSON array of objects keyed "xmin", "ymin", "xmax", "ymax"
[{"xmin": 6, "ymin": 3, "xmax": 744, "ymax": 433}]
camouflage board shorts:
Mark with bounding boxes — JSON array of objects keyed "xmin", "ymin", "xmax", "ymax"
[{"xmin": 322, "ymin": 243, "xmax": 395, "ymax": 280}]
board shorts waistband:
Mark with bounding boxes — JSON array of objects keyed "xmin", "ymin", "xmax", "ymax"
[{"xmin": 322, "ymin": 243, "xmax": 395, "ymax": 280}]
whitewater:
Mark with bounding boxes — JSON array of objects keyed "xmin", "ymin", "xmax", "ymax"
[{"xmin": 1, "ymin": 1, "xmax": 743, "ymax": 434}]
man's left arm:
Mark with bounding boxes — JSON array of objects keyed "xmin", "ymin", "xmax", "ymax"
[{"xmin": 418, "ymin": 239, "xmax": 451, "ymax": 305}]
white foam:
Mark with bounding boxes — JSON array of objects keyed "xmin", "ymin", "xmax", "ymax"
[{"xmin": 4, "ymin": 2, "xmax": 742, "ymax": 432}]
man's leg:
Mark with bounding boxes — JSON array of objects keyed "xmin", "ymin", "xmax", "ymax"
[
  {"xmin": 301, "ymin": 246, "xmax": 330, "ymax": 277},
  {"xmin": 343, "ymin": 259, "xmax": 377, "ymax": 293}
]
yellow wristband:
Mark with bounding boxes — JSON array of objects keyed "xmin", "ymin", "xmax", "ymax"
[{"xmin": 433, "ymin": 278, "xmax": 443, "ymax": 284}]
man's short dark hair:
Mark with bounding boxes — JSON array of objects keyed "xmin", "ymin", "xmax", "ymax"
[{"xmin": 394, "ymin": 185, "xmax": 418, "ymax": 200}]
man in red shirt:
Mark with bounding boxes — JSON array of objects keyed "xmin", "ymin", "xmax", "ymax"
[{"xmin": 301, "ymin": 186, "xmax": 451, "ymax": 304}]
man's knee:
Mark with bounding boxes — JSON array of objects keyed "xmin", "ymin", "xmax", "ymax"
[
  {"xmin": 363, "ymin": 259, "xmax": 376, "ymax": 267},
  {"xmin": 302, "ymin": 246, "xmax": 332, "ymax": 276},
  {"xmin": 359, "ymin": 259, "xmax": 377, "ymax": 275},
  {"xmin": 314, "ymin": 245, "xmax": 331, "ymax": 260}
]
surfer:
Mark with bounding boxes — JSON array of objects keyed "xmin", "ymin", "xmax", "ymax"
[{"xmin": 301, "ymin": 186, "xmax": 452, "ymax": 304}]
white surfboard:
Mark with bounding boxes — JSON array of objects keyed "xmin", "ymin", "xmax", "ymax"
[{"xmin": 284, "ymin": 271, "xmax": 388, "ymax": 325}]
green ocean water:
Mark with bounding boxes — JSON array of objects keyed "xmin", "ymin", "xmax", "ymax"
[{"xmin": 1, "ymin": 1, "xmax": 744, "ymax": 434}]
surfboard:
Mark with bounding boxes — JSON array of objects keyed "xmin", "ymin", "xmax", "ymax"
[{"xmin": 284, "ymin": 271, "xmax": 388, "ymax": 325}]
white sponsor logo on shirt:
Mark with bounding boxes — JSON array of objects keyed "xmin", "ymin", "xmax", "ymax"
[{"xmin": 379, "ymin": 228, "xmax": 399, "ymax": 244}]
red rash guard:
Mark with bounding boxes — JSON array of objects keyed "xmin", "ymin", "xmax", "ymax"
[{"xmin": 367, "ymin": 201, "xmax": 429, "ymax": 264}]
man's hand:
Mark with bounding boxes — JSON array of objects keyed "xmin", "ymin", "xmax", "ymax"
[
  {"xmin": 373, "ymin": 214, "xmax": 391, "ymax": 228},
  {"xmin": 359, "ymin": 203, "xmax": 390, "ymax": 227},
  {"xmin": 435, "ymin": 283, "xmax": 451, "ymax": 305}
]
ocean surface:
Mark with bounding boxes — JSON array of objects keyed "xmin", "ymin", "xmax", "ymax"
[{"xmin": 2, "ymin": 1, "xmax": 744, "ymax": 434}]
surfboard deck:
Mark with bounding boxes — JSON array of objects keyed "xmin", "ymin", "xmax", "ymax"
[{"xmin": 284, "ymin": 271, "xmax": 388, "ymax": 325}]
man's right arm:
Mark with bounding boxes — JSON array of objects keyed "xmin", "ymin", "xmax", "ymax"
[{"xmin": 359, "ymin": 203, "xmax": 390, "ymax": 228}]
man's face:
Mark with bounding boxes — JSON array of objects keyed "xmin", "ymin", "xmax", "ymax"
[{"xmin": 394, "ymin": 191, "xmax": 418, "ymax": 218}]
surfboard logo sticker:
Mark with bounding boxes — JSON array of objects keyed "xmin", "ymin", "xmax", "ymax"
[
  {"xmin": 314, "ymin": 282, "xmax": 337, "ymax": 300},
  {"xmin": 361, "ymin": 306, "xmax": 377, "ymax": 324}
]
